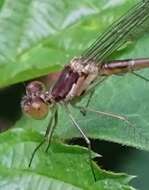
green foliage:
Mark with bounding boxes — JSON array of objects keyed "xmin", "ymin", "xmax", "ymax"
[
  {"xmin": 0, "ymin": 0, "xmax": 148, "ymax": 189},
  {"xmin": 0, "ymin": 128, "xmax": 135, "ymax": 190},
  {"xmin": 0, "ymin": 0, "xmax": 139, "ymax": 87}
]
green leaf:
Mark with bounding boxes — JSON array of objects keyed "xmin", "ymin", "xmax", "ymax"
[
  {"xmin": 0, "ymin": 129, "xmax": 135, "ymax": 190},
  {"xmin": 0, "ymin": 0, "xmax": 140, "ymax": 87}
]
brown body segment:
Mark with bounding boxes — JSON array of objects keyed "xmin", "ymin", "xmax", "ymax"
[
  {"xmin": 50, "ymin": 58, "xmax": 149, "ymax": 103},
  {"xmin": 100, "ymin": 58, "xmax": 149, "ymax": 76},
  {"xmin": 51, "ymin": 66, "xmax": 79, "ymax": 101}
]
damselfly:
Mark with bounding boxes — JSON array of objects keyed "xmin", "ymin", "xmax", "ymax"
[{"xmin": 21, "ymin": 0, "xmax": 149, "ymax": 181}]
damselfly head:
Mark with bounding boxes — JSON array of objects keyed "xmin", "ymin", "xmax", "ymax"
[
  {"xmin": 21, "ymin": 81, "xmax": 49, "ymax": 119},
  {"xmin": 26, "ymin": 81, "xmax": 46, "ymax": 96},
  {"xmin": 21, "ymin": 96, "xmax": 49, "ymax": 120}
]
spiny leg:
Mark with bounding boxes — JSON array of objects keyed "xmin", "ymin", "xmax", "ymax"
[
  {"xmin": 28, "ymin": 138, "xmax": 46, "ymax": 167},
  {"xmin": 28, "ymin": 111, "xmax": 55, "ymax": 167},
  {"xmin": 131, "ymin": 71, "xmax": 149, "ymax": 82},
  {"xmin": 77, "ymin": 106, "xmax": 149, "ymax": 149},
  {"xmin": 74, "ymin": 106, "xmax": 140, "ymax": 151},
  {"xmin": 79, "ymin": 71, "xmax": 149, "ymax": 119},
  {"xmin": 75, "ymin": 105, "xmax": 134, "ymax": 128},
  {"xmin": 81, "ymin": 90, "xmax": 95, "ymax": 116},
  {"xmin": 45, "ymin": 109, "xmax": 58, "ymax": 152},
  {"xmin": 65, "ymin": 105, "xmax": 97, "ymax": 182},
  {"xmin": 81, "ymin": 77, "xmax": 107, "ymax": 116}
]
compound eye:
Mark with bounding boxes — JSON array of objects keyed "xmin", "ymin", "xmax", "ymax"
[
  {"xmin": 26, "ymin": 81, "xmax": 46, "ymax": 96},
  {"xmin": 22, "ymin": 97, "xmax": 49, "ymax": 120}
]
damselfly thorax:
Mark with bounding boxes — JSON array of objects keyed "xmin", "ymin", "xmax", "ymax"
[
  {"xmin": 21, "ymin": 56, "xmax": 149, "ymax": 120},
  {"xmin": 50, "ymin": 57, "xmax": 149, "ymax": 102}
]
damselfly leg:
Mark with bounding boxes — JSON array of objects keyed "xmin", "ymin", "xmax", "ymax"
[
  {"xmin": 80, "ymin": 77, "xmax": 107, "ymax": 116},
  {"xmin": 74, "ymin": 104, "xmax": 149, "ymax": 147},
  {"xmin": 131, "ymin": 71, "xmax": 149, "ymax": 81},
  {"xmin": 28, "ymin": 108, "xmax": 57, "ymax": 167},
  {"xmin": 45, "ymin": 109, "xmax": 58, "ymax": 152},
  {"xmin": 80, "ymin": 90, "xmax": 95, "ymax": 116},
  {"xmin": 75, "ymin": 105, "xmax": 134, "ymax": 128},
  {"xmin": 80, "ymin": 71, "xmax": 149, "ymax": 119},
  {"xmin": 65, "ymin": 105, "xmax": 97, "ymax": 182}
]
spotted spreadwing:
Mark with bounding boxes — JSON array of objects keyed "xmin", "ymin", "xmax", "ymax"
[{"xmin": 21, "ymin": 0, "xmax": 149, "ymax": 181}]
